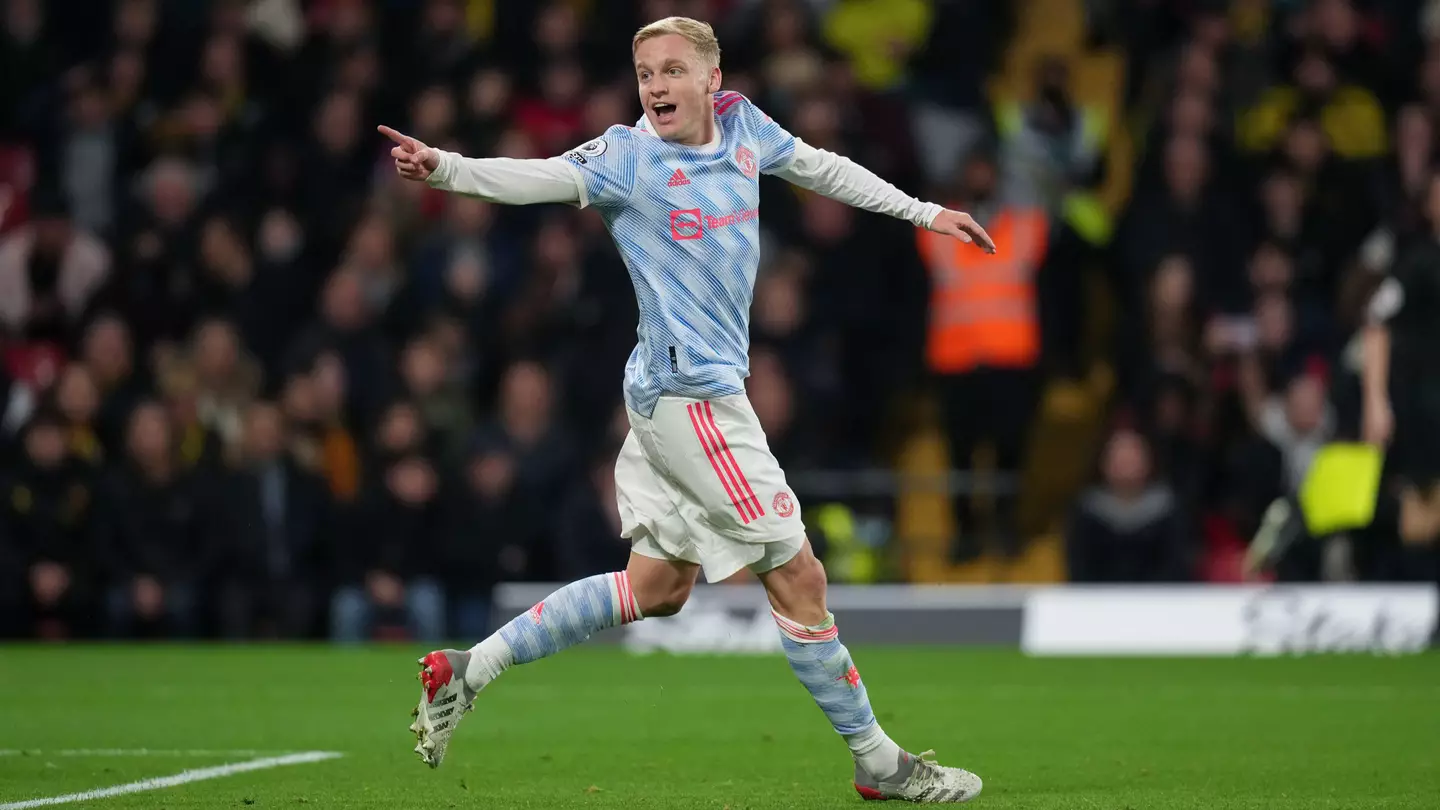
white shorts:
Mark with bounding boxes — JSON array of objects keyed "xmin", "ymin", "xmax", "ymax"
[{"xmin": 616, "ymin": 394, "xmax": 806, "ymax": 583}]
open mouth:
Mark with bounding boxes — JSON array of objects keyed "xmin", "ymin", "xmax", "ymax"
[{"xmin": 652, "ymin": 102, "xmax": 677, "ymax": 126}]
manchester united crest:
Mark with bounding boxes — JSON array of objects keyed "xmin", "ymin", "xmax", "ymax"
[
  {"xmin": 735, "ymin": 145, "xmax": 758, "ymax": 178},
  {"xmin": 773, "ymin": 490, "xmax": 794, "ymax": 518}
]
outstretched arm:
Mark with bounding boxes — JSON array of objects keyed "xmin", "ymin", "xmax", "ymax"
[
  {"xmin": 772, "ymin": 139, "xmax": 996, "ymax": 252},
  {"xmin": 1362, "ymin": 276, "xmax": 1400, "ymax": 446},
  {"xmin": 378, "ymin": 125, "xmax": 582, "ymax": 206}
]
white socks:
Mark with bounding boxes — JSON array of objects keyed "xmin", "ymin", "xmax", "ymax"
[
  {"xmin": 464, "ymin": 635, "xmax": 513, "ymax": 692},
  {"xmin": 847, "ymin": 722, "xmax": 905, "ymax": 777}
]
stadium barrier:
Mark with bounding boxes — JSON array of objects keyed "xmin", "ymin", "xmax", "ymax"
[{"xmin": 494, "ymin": 583, "xmax": 1439, "ymax": 656}]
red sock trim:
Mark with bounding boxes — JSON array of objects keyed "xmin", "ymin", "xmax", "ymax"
[{"xmin": 772, "ymin": 609, "xmax": 840, "ymax": 643}]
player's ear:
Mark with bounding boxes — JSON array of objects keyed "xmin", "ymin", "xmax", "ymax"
[{"xmin": 708, "ymin": 66, "xmax": 722, "ymax": 94}]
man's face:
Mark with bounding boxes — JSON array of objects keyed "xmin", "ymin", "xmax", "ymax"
[{"xmin": 634, "ymin": 34, "xmax": 719, "ymax": 145}]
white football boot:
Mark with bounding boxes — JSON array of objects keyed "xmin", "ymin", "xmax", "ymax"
[
  {"xmin": 410, "ymin": 649, "xmax": 476, "ymax": 768},
  {"xmin": 853, "ymin": 749, "xmax": 984, "ymax": 803}
]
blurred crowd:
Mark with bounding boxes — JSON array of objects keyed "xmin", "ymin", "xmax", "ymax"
[
  {"xmin": 2, "ymin": 0, "xmax": 1437, "ymax": 642},
  {"xmin": 0, "ymin": 0, "xmax": 1013, "ymax": 641},
  {"xmin": 1066, "ymin": 0, "xmax": 1440, "ymax": 586}
]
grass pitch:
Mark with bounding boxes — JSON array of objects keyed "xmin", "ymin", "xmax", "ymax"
[{"xmin": 0, "ymin": 646, "xmax": 1436, "ymax": 808}]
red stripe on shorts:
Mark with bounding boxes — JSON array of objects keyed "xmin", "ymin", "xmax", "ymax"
[
  {"xmin": 704, "ymin": 400, "xmax": 765, "ymax": 519},
  {"xmin": 688, "ymin": 403, "xmax": 751, "ymax": 524},
  {"xmin": 695, "ymin": 402, "xmax": 758, "ymax": 522}
]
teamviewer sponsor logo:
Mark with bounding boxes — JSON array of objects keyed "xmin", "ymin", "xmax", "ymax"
[
  {"xmin": 669, "ymin": 207, "xmax": 757, "ymax": 240},
  {"xmin": 670, "ymin": 208, "xmax": 703, "ymax": 240},
  {"xmin": 704, "ymin": 209, "xmax": 758, "ymax": 229}
]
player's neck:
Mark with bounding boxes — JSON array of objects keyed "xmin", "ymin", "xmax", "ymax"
[{"xmin": 676, "ymin": 110, "xmax": 718, "ymax": 147}]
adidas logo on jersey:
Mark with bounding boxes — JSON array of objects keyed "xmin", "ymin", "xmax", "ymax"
[{"xmin": 667, "ymin": 168, "xmax": 690, "ymax": 187}]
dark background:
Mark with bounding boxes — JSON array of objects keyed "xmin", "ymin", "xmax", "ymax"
[{"xmin": 1, "ymin": 0, "xmax": 1436, "ymax": 643}]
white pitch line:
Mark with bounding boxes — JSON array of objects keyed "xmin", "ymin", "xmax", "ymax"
[
  {"xmin": 0, "ymin": 750, "xmax": 294, "ymax": 758},
  {"xmin": 0, "ymin": 751, "xmax": 343, "ymax": 809}
]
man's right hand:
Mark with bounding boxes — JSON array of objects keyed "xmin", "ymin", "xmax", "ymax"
[
  {"xmin": 1363, "ymin": 396, "xmax": 1394, "ymax": 447},
  {"xmin": 379, "ymin": 125, "xmax": 439, "ymax": 182}
]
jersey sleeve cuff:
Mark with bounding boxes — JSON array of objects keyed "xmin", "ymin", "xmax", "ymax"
[
  {"xmin": 557, "ymin": 158, "xmax": 591, "ymax": 209},
  {"xmin": 425, "ymin": 150, "xmax": 455, "ymax": 189}
]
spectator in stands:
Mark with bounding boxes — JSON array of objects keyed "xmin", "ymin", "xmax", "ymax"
[
  {"xmin": 908, "ymin": 0, "xmax": 1007, "ymax": 185},
  {"xmin": 1238, "ymin": 47, "xmax": 1386, "ymax": 162},
  {"xmin": 1239, "ymin": 358, "xmax": 1336, "ymax": 498},
  {"xmin": 94, "ymin": 401, "xmax": 217, "ymax": 638},
  {"xmin": 822, "ymin": 0, "xmax": 931, "ymax": 94},
  {"xmin": 1117, "ymin": 134, "xmax": 1244, "ymax": 312},
  {"xmin": 188, "ymin": 316, "xmax": 262, "ymax": 451},
  {"xmin": 996, "ymin": 56, "xmax": 1108, "ymax": 222},
  {"xmin": 1125, "ymin": 254, "xmax": 1206, "ymax": 405},
  {"xmin": 155, "ymin": 357, "xmax": 227, "ymax": 471},
  {"xmin": 244, "ymin": 207, "xmax": 311, "ymax": 375},
  {"xmin": 330, "ymin": 450, "xmax": 446, "ymax": 643},
  {"xmin": 287, "ymin": 269, "xmax": 393, "ymax": 431},
  {"xmin": 748, "ymin": 346, "xmax": 821, "ymax": 471},
  {"xmin": 79, "ymin": 314, "xmax": 145, "ymax": 457},
  {"xmin": 0, "ymin": 188, "xmax": 110, "ymax": 342},
  {"xmin": 514, "ymin": 59, "xmax": 586, "ymax": 158},
  {"xmin": 217, "ymin": 401, "xmax": 330, "ymax": 640},
  {"xmin": 445, "ymin": 439, "xmax": 528, "ymax": 638},
  {"xmin": 1, "ymin": 408, "xmax": 94, "ymax": 639},
  {"xmin": 0, "ymin": 0, "xmax": 51, "ymax": 139},
  {"xmin": 99, "ymin": 156, "xmax": 208, "ymax": 350},
  {"xmin": 399, "ymin": 334, "xmax": 471, "ymax": 467},
  {"xmin": 460, "ymin": 67, "xmax": 513, "ymax": 157},
  {"xmin": 1066, "ymin": 427, "xmax": 1194, "ymax": 582},
  {"xmin": 475, "ymin": 361, "xmax": 579, "ymax": 550},
  {"xmin": 305, "ymin": 350, "xmax": 362, "ymax": 503},
  {"xmin": 552, "ymin": 446, "xmax": 630, "ymax": 583},
  {"xmin": 53, "ymin": 361, "xmax": 103, "ymax": 466}
]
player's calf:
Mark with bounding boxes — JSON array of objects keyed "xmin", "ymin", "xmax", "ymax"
[
  {"xmin": 626, "ymin": 553, "xmax": 699, "ymax": 617},
  {"xmin": 407, "ymin": 568, "xmax": 655, "ymax": 768},
  {"xmin": 758, "ymin": 541, "xmax": 983, "ymax": 802}
]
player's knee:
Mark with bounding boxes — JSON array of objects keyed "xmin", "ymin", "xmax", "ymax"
[
  {"xmin": 634, "ymin": 579, "xmax": 692, "ymax": 618},
  {"xmin": 626, "ymin": 557, "xmax": 696, "ymax": 618},
  {"xmin": 775, "ymin": 539, "xmax": 827, "ymax": 593},
  {"xmin": 759, "ymin": 539, "xmax": 829, "ymax": 625}
]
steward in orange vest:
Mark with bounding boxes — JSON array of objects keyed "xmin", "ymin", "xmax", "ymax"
[
  {"xmin": 917, "ymin": 169, "xmax": 1049, "ymax": 561},
  {"xmin": 917, "ymin": 205, "xmax": 1048, "ymax": 375}
]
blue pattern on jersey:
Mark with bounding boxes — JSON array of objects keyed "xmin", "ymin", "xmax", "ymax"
[
  {"xmin": 498, "ymin": 574, "xmax": 625, "ymax": 664},
  {"xmin": 780, "ymin": 629, "xmax": 879, "ymax": 737},
  {"xmin": 562, "ymin": 92, "xmax": 797, "ymax": 419}
]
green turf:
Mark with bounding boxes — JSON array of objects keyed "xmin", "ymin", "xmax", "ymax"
[{"xmin": 1, "ymin": 645, "xmax": 1437, "ymax": 808}]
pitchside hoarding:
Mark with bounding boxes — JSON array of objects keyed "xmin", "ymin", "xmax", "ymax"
[
  {"xmin": 492, "ymin": 583, "xmax": 1439, "ymax": 656},
  {"xmin": 1021, "ymin": 585, "xmax": 1439, "ymax": 656}
]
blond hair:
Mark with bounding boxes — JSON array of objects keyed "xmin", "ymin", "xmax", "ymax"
[{"xmin": 632, "ymin": 16, "xmax": 721, "ymax": 68}]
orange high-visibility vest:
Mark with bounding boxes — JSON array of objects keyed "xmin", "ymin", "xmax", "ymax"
[{"xmin": 918, "ymin": 206, "xmax": 1048, "ymax": 374}]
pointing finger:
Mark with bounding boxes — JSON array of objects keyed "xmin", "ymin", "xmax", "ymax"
[
  {"xmin": 378, "ymin": 125, "xmax": 416, "ymax": 150},
  {"xmin": 969, "ymin": 225, "xmax": 996, "ymax": 253}
]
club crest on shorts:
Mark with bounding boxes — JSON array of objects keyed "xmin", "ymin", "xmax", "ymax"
[
  {"xmin": 735, "ymin": 145, "xmax": 757, "ymax": 178},
  {"xmin": 773, "ymin": 490, "xmax": 794, "ymax": 518}
]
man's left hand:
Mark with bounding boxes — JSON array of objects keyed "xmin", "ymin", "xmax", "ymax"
[{"xmin": 929, "ymin": 210, "xmax": 997, "ymax": 253}]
